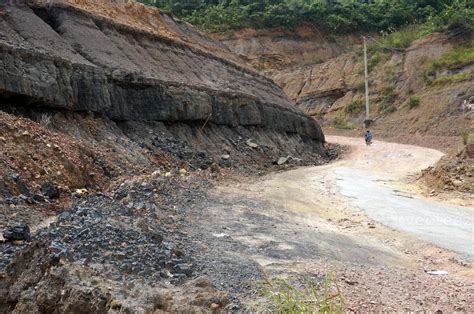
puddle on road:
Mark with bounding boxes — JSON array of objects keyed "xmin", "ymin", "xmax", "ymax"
[{"xmin": 335, "ymin": 167, "xmax": 474, "ymax": 261}]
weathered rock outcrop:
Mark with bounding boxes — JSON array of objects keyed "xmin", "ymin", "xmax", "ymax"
[
  {"xmin": 273, "ymin": 54, "xmax": 359, "ymax": 117},
  {"xmin": 0, "ymin": 0, "xmax": 324, "ymax": 142}
]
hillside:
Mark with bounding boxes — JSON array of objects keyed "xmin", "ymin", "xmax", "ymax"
[
  {"xmin": 0, "ymin": 0, "xmax": 329, "ymax": 312},
  {"xmin": 1, "ymin": 1, "xmax": 473, "ymax": 313},
  {"xmin": 218, "ymin": 22, "xmax": 473, "ymax": 194}
]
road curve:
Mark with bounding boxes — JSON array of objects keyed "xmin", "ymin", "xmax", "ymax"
[{"xmin": 330, "ymin": 136, "xmax": 473, "ymax": 259}]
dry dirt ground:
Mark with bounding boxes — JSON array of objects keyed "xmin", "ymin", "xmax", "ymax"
[
  {"xmin": 195, "ymin": 136, "xmax": 473, "ymax": 312},
  {"xmin": 1, "ymin": 134, "xmax": 472, "ymax": 312}
]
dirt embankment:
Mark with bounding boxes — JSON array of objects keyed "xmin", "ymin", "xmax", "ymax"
[
  {"xmin": 220, "ymin": 25, "xmax": 473, "ymax": 140},
  {"xmin": 217, "ymin": 25, "xmax": 361, "ymax": 70},
  {"xmin": 0, "ymin": 0, "xmax": 330, "ymax": 202}
]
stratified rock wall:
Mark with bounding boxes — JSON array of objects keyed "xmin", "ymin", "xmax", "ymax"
[{"xmin": 0, "ymin": 1, "xmax": 324, "ymax": 141}]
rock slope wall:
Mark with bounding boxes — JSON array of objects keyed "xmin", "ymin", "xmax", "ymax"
[{"xmin": 0, "ymin": 0, "xmax": 324, "ymax": 141}]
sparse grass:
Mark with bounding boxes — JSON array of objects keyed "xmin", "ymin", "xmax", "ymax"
[
  {"xmin": 462, "ymin": 128, "xmax": 471, "ymax": 145},
  {"xmin": 382, "ymin": 104, "xmax": 397, "ymax": 114},
  {"xmin": 409, "ymin": 95, "xmax": 420, "ymax": 109},
  {"xmin": 427, "ymin": 41, "xmax": 474, "ymax": 73},
  {"xmin": 432, "ymin": 69, "xmax": 474, "ymax": 86},
  {"xmin": 384, "ymin": 68, "xmax": 396, "ymax": 84},
  {"xmin": 355, "ymin": 80, "xmax": 366, "ymax": 93},
  {"xmin": 367, "ymin": 51, "xmax": 389, "ymax": 73},
  {"xmin": 311, "ymin": 57, "xmax": 325, "ymax": 65},
  {"xmin": 356, "ymin": 50, "xmax": 390, "ymax": 75},
  {"xmin": 424, "ymin": 41, "xmax": 474, "ymax": 85},
  {"xmin": 259, "ymin": 272, "xmax": 346, "ymax": 313},
  {"xmin": 381, "ymin": 85, "xmax": 398, "ymax": 105},
  {"xmin": 383, "ymin": 58, "xmax": 404, "ymax": 84},
  {"xmin": 331, "ymin": 113, "xmax": 356, "ymax": 130},
  {"xmin": 378, "ymin": 24, "xmax": 435, "ymax": 49},
  {"xmin": 378, "ymin": 86, "xmax": 398, "ymax": 114},
  {"xmin": 345, "ymin": 99, "xmax": 365, "ymax": 115}
]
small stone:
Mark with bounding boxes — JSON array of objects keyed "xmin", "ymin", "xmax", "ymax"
[
  {"xmin": 110, "ymin": 300, "xmax": 122, "ymax": 310},
  {"xmin": 277, "ymin": 156, "xmax": 290, "ymax": 165},
  {"xmin": 160, "ymin": 269, "xmax": 173, "ymax": 278},
  {"xmin": 49, "ymin": 240, "xmax": 68, "ymax": 258},
  {"xmin": 33, "ymin": 194, "xmax": 45, "ymax": 202},
  {"xmin": 245, "ymin": 139, "xmax": 259, "ymax": 148},
  {"xmin": 173, "ymin": 263, "xmax": 193, "ymax": 276},
  {"xmin": 452, "ymin": 180, "xmax": 463, "ymax": 187},
  {"xmin": 73, "ymin": 189, "xmax": 88, "ymax": 198},
  {"xmin": 3, "ymin": 223, "xmax": 31, "ymax": 242},
  {"xmin": 343, "ymin": 278, "xmax": 357, "ymax": 285},
  {"xmin": 179, "ymin": 169, "xmax": 187, "ymax": 175},
  {"xmin": 210, "ymin": 303, "xmax": 220, "ymax": 310},
  {"xmin": 221, "ymin": 154, "xmax": 230, "ymax": 160}
]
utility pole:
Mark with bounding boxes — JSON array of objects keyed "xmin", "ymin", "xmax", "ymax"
[{"xmin": 363, "ymin": 36, "xmax": 371, "ymax": 128}]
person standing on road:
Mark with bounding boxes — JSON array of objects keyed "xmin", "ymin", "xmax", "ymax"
[{"xmin": 365, "ymin": 130, "xmax": 373, "ymax": 145}]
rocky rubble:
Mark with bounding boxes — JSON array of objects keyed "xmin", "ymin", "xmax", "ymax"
[
  {"xmin": 2, "ymin": 224, "xmax": 31, "ymax": 242},
  {"xmin": 421, "ymin": 143, "xmax": 474, "ymax": 194},
  {"xmin": 0, "ymin": 172, "xmax": 234, "ymax": 312}
]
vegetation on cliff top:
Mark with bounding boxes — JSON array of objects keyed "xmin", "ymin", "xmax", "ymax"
[{"xmin": 140, "ymin": 0, "xmax": 473, "ymax": 34}]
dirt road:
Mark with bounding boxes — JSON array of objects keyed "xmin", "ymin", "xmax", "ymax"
[
  {"xmin": 195, "ymin": 136, "xmax": 473, "ymax": 311},
  {"xmin": 283, "ymin": 136, "xmax": 473, "ymax": 260}
]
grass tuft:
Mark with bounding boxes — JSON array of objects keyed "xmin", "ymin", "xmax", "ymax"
[
  {"xmin": 409, "ymin": 95, "xmax": 421, "ymax": 109},
  {"xmin": 259, "ymin": 271, "xmax": 346, "ymax": 313}
]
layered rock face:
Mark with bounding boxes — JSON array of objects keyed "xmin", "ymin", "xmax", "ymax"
[{"xmin": 0, "ymin": 0, "xmax": 324, "ymax": 142}]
